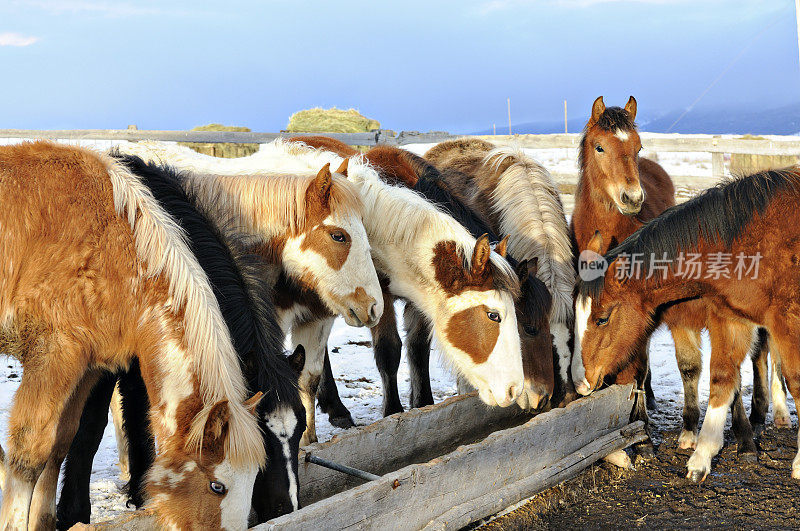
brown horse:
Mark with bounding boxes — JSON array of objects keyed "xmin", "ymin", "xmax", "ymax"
[
  {"xmin": 578, "ymin": 166, "xmax": 800, "ymax": 481},
  {"xmin": 0, "ymin": 142, "xmax": 264, "ymax": 529},
  {"xmin": 424, "ymin": 139, "xmax": 574, "ymax": 404},
  {"xmin": 571, "ymin": 97, "xmax": 778, "ymax": 451}
]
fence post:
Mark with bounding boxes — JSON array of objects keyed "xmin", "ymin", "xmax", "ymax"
[{"xmin": 711, "ymin": 136, "xmax": 724, "ymax": 180}]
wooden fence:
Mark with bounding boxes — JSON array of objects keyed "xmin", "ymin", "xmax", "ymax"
[{"xmin": 2, "ymin": 128, "xmax": 799, "ymax": 182}]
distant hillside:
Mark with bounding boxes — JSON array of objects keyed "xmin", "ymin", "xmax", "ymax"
[{"xmin": 474, "ymin": 102, "xmax": 800, "ymax": 136}]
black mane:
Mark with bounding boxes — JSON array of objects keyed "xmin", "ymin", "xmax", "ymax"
[
  {"xmin": 579, "ymin": 167, "xmax": 800, "ymax": 300},
  {"xmin": 115, "ymin": 153, "xmax": 300, "ymax": 412}
]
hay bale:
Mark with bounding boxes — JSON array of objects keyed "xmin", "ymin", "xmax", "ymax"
[
  {"xmin": 179, "ymin": 124, "xmax": 259, "ymax": 159},
  {"xmin": 286, "ymin": 108, "xmax": 380, "ymax": 133},
  {"xmin": 729, "ymin": 135, "xmax": 799, "ymax": 175}
]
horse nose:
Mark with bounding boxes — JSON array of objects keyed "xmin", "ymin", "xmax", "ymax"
[
  {"xmin": 621, "ymin": 189, "xmax": 644, "ymax": 208},
  {"xmin": 506, "ymin": 384, "xmax": 521, "ymax": 404}
]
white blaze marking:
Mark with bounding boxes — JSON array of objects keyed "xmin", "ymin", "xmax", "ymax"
[
  {"xmin": 265, "ymin": 407, "xmax": 300, "ymax": 511},
  {"xmin": 216, "ymin": 460, "xmax": 258, "ymax": 531},
  {"xmin": 615, "ymin": 129, "xmax": 629, "ymax": 142},
  {"xmin": 572, "ymin": 295, "xmax": 591, "ymax": 393},
  {"xmin": 551, "ymin": 321, "xmax": 570, "ymax": 383}
]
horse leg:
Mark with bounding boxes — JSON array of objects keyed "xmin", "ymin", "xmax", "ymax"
[
  {"xmin": 404, "ymin": 304, "xmax": 434, "ymax": 409},
  {"xmin": 749, "ymin": 328, "xmax": 770, "ymax": 435},
  {"xmin": 54, "ymin": 372, "xmax": 116, "ymax": 530},
  {"xmin": 316, "ymin": 349, "xmax": 355, "ymax": 428},
  {"xmin": 671, "ymin": 325, "xmax": 702, "ymax": 449},
  {"xmin": 370, "ymin": 292, "xmax": 403, "ymax": 416},
  {"xmin": 30, "ymin": 370, "xmax": 102, "ymax": 531},
  {"xmin": 730, "ymin": 382, "xmax": 758, "ymax": 461},
  {"xmin": 117, "ymin": 360, "xmax": 153, "ymax": 509},
  {"xmin": 0, "ymin": 338, "xmax": 86, "ymax": 530},
  {"xmin": 292, "ymin": 317, "xmax": 335, "ymax": 446},
  {"xmin": 770, "ymin": 353, "xmax": 791, "ymax": 428},
  {"xmin": 686, "ymin": 316, "xmax": 751, "ymax": 483},
  {"xmin": 615, "ymin": 355, "xmax": 654, "ymax": 459},
  {"xmin": 109, "ymin": 383, "xmax": 129, "ymax": 481},
  {"xmin": 766, "ymin": 331, "xmax": 800, "ymax": 478}
]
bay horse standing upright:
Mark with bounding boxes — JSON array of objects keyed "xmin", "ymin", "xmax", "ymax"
[
  {"xmin": 0, "ymin": 142, "xmax": 265, "ymax": 530},
  {"xmin": 572, "ymin": 97, "xmax": 785, "ymax": 450},
  {"xmin": 424, "ymin": 138, "xmax": 574, "ymax": 403},
  {"xmin": 576, "ymin": 167, "xmax": 800, "ymax": 480}
]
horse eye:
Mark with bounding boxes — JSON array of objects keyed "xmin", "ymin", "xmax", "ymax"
[
  {"xmin": 595, "ymin": 145, "xmax": 604, "ymax": 153},
  {"xmin": 209, "ymin": 481, "xmax": 227, "ymax": 495},
  {"xmin": 596, "ymin": 316, "xmax": 609, "ymax": 326},
  {"xmin": 487, "ymin": 311, "xmax": 501, "ymax": 323},
  {"xmin": 330, "ymin": 231, "xmax": 346, "ymax": 243},
  {"xmin": 523, "ymin": 325, "xmax": 539, "ymax": 336}
]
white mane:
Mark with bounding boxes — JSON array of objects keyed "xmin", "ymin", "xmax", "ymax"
[
  {"xmin": 483, "ymin": 146, "xmax": 575, "ymax": 325},
  {"xmin": 100, "ymin": 151, "xmax": 264, "ymax": 467},
  {"xmin": 116, "ymin": 140, "xmax": 518, "ymax": 293}
]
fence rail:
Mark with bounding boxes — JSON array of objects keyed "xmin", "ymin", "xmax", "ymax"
[{"xmin": 2, "ymin": 128, "xmax": 799, "ymax": 181}]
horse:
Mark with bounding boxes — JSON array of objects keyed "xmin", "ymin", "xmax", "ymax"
[
  {"xmin": 54, "ymin": 155, "xmax": 307, "ymax": 528},
  {"xmin": 308, "ymin": 142, "xmax": 553, "ymax": 414},
  {"xmin": 577, "ymin": 166, "xmax": 800, "ymax": 481},
  {"xmin": 570, "ymin": 96, "xmax": 786, "ymax": 450},
  {"xmin": 125, "ymin": 139, "xmax": 526, "ymax": 442},
  {"xmin": 0, "ymin": 141, "xmax": 264, "ymax": 530},
  {"xmin": 116, "ymin": 140, "xmax": 383, "ymax": 445},
  {"xmin": 424, "ymin": 138, "xmax": 574, "ymax": 404}
]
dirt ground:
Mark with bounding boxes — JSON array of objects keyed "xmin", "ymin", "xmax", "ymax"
[{"xmin": 481, "ymin": 404, "xmax": 799, "ymax": 530}]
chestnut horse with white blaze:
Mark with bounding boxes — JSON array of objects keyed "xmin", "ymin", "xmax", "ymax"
[
  {"xmin": 571, "ymin": 97, "xmax": 784, "ymax": 451},
  {"xmin": 0, "ymin": 142, "xmax": 264, "ymax": 530},
  {"xmin": 578, "ymin": 167, "xmax": 800, "ymax": 481}
]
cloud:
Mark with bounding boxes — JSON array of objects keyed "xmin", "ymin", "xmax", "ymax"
[{"xmin": 0, "ymin": 32, "xmax": 39, "ymax": 47}]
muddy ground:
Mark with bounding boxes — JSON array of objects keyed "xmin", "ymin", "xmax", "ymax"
[{"xmin": 481, "ymin": 401, "xmax": 799, "ymax": 530}]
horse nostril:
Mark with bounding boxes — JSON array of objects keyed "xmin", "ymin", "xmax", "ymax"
[
  {"xmin": 369, "ymin": 302, "xmax": 378, "ymax": 321},
  {"xmin": 621, "ymin": 191, "xmax": 630, "ymax": 204}
]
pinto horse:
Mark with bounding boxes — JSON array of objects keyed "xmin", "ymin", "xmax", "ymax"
[
  {"xmin": 117, "ymin": 140, "xmax": 383, "ymax": 445},
  {"xmin": 578, "ymin": 167, "xmax": 800, "ymax": 481},
  {"xmin": 121, "ymin": 140, "xmax": 525, "ymax": 442},
  {"xmin": 570, "ymin": 97, "xmax": 784, "ymax": 450},
  {"xmin": 424, "ymin": 138, "xmax": 574, "ymax": 403},
  {"xmin": 310, "ymin": 142, "xmax": 553, "ymax": 414},
  {"xmin": 0, "ymin": 142, "xmax": 264, "ymax": 530},
  {"xmin": 54, "ymin": 155, "xmax": 306, "ymax": 528}
]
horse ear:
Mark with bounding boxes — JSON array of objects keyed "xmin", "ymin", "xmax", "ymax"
[
  {"xmin": 287, "ymin": 345, "xmax": 306, "ymax": 377},
  {"xmin": 527, "ymin": 256, "xmax": 539, "ymax": 278},
  {"xmin": 587, "ymin": 230, "xmax": 603, "ymax": 254},
  {"xmin": 495, "ymin": 235, "xmax": 509, "ymax": 258},
  {"xmin": 311, "ymin": 163, "xmax": 333, "ymax": 206},
  {"xmin": 203, "ymin": 400, "xmax": 231, "ymax": 446},
  {"xmin": 515, "ymin": 259, "xmax": 529, "ymax": 281},
  {"xmin": 590, "ymin": 96, "xmax": 605, "ymax": 124},
  {"xmin": 335, "ymin": 158, "xmax": 349, "ymax": 177},
  {"xmin": 625, "ymin": 96, "xmax": 637, "ymax": 121},
  {"xmin": 471, "ymin": 234, "xmax": 492, "ymax": 276},
  {"xmin": 243, "ymin": 392, "xmax": 264, "ymax": 416}
]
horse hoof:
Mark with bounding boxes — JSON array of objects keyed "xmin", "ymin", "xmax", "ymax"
[
  {"xmin": 738, "ymin": 452, "xmax": 758, "ymax": 464},
  {"xmin": 793, "ymin": 466, "xmax": 800, "ymax": 480},
  {"xmin": 603, "ymin": 449, "xmax": 632, "ymax": 469},
  {"xmin": 751, "ymin": 422, "xmax": 765, "ymax": 437},
  {"xmin": 646, "ymin": 398, "xmax": 658, "ymax": 412},
  {"xmin": 557, "ymin": 391, "xmax": 579, "ymax": 408},
  {"xmin": 686, "ymin": 469, "xmax": 707, "ymax": 484},
  {"xmin": 774, "ymin": 413, "xmax": 792, "ymax": 428},
  {"xmin": 633, "ymin": 442, "xmax": 656, "ymax": 461},
  {"xmin": 677, "ymin": 430, "xmax": 698, "ymax": 450},
  {"xmin": 329, "ymin": 415, "xmax": 356, "ymax": 429}
]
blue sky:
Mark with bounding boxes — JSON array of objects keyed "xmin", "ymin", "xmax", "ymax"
[{"xmin": 0, "ymin": 0, "xmax": 797, "ymax": 132}]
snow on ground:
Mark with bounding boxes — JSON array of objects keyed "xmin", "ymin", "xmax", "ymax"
[{"xmin": 0, "ymin": 139, "xmax": 793, "ymax": 523}]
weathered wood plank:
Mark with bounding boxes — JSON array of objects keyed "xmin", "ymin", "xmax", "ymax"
[
  {"xmin": 259, "ymin": 385, "xmax": 635, "ymax": 531},
  {"xmin": 422, "ymin": 421, "xmax": 648, "ymax": 530},
  {"xmin": 297, "ymin": 392, "xmax": 530, "ymax": 505}
]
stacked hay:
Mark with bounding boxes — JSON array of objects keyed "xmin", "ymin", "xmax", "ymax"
[
  {"xmin": 729, "ymin": 135, "xmax": 798, "ymax": 174},
  {"xmin": 180, "ymin": 124, "xmax": 259, "ymax": 159},
  {"xmin": 286, "ymin": 107, "xmax": 380, "ymax": 133}
]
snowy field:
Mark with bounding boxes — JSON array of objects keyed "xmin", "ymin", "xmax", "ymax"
[{"xmin": 0, "ymin": 139, "xmax": 794, "ymax": 524}]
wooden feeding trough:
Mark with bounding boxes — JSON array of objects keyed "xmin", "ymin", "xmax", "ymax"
[{"xmin": 81, "ymin": 385, "xmax": 644, "ymax": 530}]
